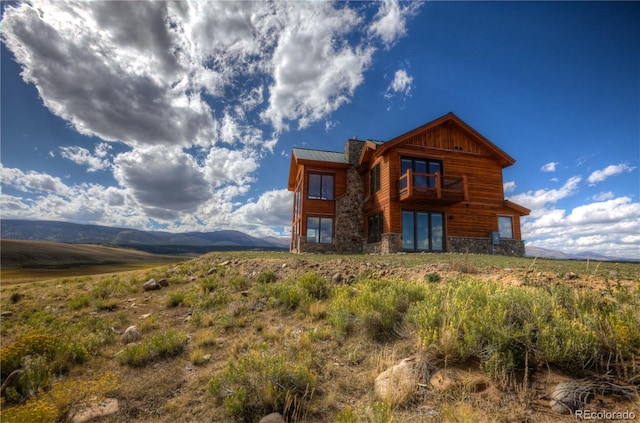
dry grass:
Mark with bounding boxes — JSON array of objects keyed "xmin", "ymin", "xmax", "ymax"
[{"xmin": 1, "ymin": 250, "xmax": 638, "ymax": 422}]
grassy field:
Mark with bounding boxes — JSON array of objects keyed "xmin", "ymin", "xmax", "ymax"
[
  {"xmin": 1, "ymin": 250, "xmax": 638, "ymax": 422},
  {"xmin": 1, "ymin": 240, "xmax": 184, "ymax": 284}
]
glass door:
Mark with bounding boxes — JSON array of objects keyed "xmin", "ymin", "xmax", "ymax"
[{"xmin": 402, "ymin": 211, "xmax": 444, "ymax": 252}]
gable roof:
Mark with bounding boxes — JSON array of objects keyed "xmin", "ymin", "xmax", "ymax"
[{"xmin": 367, "ymin": 112, "xmax": 516, "ymax": 168}]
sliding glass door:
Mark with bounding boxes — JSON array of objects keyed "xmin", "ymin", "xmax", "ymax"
[{"xmin": 402, "ymin": 211, "xmax": 444, "ymax": 252}]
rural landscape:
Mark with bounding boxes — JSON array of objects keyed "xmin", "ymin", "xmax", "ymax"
[{"xmin": 1, "ymin": 239, "xmax": 639, "ymax": 422}]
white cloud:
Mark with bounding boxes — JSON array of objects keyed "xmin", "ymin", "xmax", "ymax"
[
  {"xmin": 230, "ymin": 189, "xmax": 293, "ymax": 236},
  {"xmin": 522, "ymin": 196, "xmax": 640, "ymax": 260},
  {"xmin": 503, "ymin": 181, "xmax": 516, "ymax": 193},
  {"xmin": 540, "ymin": 161, "xmax": 558, "ymax": 172},
  {"xmin": 508, "ymin": 175, "xmax": 581, "ymax": 213},
  {"xmin": 1, "ymin": 166, "xmax": 71, "ymax": 196},
  {"xmin": 385, "ymin": 69, "xmax": 414, "ymax": 98},
  {"xmin": 592, "ymin": 191, "xmax": 614, "ymax": 201},
  {"xmin": 368, "ymin": 0, "xmax": 421, "ymax": 48},
  {"xmin": 59, "ymin": 143, "xmax": 112, "ymax": 172},
  {"xmin": 587, "ymin": 163, "xmax": 635, "ymax": 185}
]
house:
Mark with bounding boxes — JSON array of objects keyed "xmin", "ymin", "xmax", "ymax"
[{"xmin": 287, "ymin": 112, "xmax": 530, "ymax": 256}]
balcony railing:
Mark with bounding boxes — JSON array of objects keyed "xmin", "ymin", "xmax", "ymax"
[{"xmin": 398, "ymin": 170, "xmax": 468, "ymax": 204}]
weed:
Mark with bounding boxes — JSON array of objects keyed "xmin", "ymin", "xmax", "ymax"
[
  {"xmin": 298, "ymin": 272, "xmax": 332, "ymax": 300},
  {"xmin": 208, "ymin": 350, "xmax": 316, "ymax": 421},
  {"xmin": 200, "ymin": 276, "xmax": 218, "ymax": 293},
  {"xmin": 68, "ymin": 294, "xmax": 90, "ymax": 310},
  {"xmin": 334, "ymin": 406, "xmax": 358, "ymax": 423},
  {"xmin": 425, "ymin": 272, "xmax": 441, "ymax": 283},
  {"xmin": 166, "ymin": 290, "xmax": 186, "ymax": 307},
  {"xmin": 118, "ymin": 330, "xmax": 187, "ymax": 367},
  {"xmin": 255, "ymin": 269, "xmax": 277, "ymax": 284}
]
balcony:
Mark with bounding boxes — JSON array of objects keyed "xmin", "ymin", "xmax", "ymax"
[{"xmin": 398, "ymin": 170, "xmax": 468, "ymax": 205}]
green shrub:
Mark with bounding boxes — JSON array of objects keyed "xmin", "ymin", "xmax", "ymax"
[
  {"xmin": 425, "ymin": 272, "xmax": 441, "ymax": 283},
  {"xmin": 68, "ymin": 294, "xmax": 90, "ymax": 310},
  {"xmin": 200, "ymin": 276, "xmax": 218, "ymax": 293},
  {"xmin": 166, "ymin": 290, "xmax": 186, "ymax": 307},
  {"xmin": 118, "ymin": 330, "xmax": 187, "ymax": 367},
  {"xmin": 208, "ymin": 350, "xmax": 316, "ymax": 420},
  {"xmin": 298, "ymin": 272, "xmax": 332, "ymax": 300},
  {"xmin": 255, "ymin": 269, "xmax": 277, "ymax": 284}
]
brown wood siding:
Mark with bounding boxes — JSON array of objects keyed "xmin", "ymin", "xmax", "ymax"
[{"xmin": 297, "ymin": 165, "xmax": 349, "ymax": 237}]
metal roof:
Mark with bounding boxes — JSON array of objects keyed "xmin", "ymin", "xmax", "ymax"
[{"xmin": 293, "ymin": 148, "xmax": 348, "ymax": 164}]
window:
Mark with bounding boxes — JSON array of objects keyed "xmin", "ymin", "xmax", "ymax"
[
  {"xmin": 498, "ymin": 216, "xmax": 513, "ymax": 239},
  {"xmin": 370, "ymin": 164, "xmax": 380, "ymax": 195},
  {"xmin": 367, "ymin": 212, "xmax": 384, "ymax": 243},
  {"xmin": 400, "ymin": 157, "xmax": 442, "ymax": 189},
  {"xmin": 308, "ymin": 174, "xmax": 334, "ymax": 200},
  {"xmin": 402, "ymin": 211, "xmax": 444, "ymax": 252},
  {"xmin": 307, "ymin": 217, "xmax": 333, "ymax": 244}
]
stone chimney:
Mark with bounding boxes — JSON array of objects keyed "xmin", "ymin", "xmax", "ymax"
[{"xmin": 345, "ymin": 139, "xmax": 365, "ymax": 167}]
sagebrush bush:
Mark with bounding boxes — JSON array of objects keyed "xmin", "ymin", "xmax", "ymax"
[
  {"xmin": 408, "ymin": 277, "xmax": 640, "ymax": 382},
  {"xmin": 298, "ymin": 272, "xmax": 332, "ymax": 300},
  {"xmin": 255, "ymin": 269, "xmax": 277, "ymax": 284},
  {"xmin": 118, "ymin": 330, "xmax": 187, "ymax": 367},
  {"xmin": 208, "ymin": 350, "xmax": 316, "ymax": 420}
]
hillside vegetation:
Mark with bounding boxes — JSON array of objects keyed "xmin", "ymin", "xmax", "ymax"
[{"xmin": 1, "ymin": 251, "xmax": 639, "ymax": 422}]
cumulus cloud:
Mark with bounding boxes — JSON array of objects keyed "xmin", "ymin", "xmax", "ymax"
[
  {"xmin": 508, "ymin": 175, "xmax": 581, "ymax": 213},
  {"xmin": 230, "ymin": 189, "xmax": 293, "ymax": 235},
  {"xmin": 587, "ymin": 163, "xmax": 635, "ymax": 185},
  {"xmin": 521, "ymin": 196, "xmax": 640, "ymax": 259},
  {"xmin": 540, "ymin": 161, "xmax": 558, "ymax": 172},
  {"xmin": 59, "ymin": 143, "xmax": 112, "ymax": 172},
  {"xmin": 368, "ymin": 0, "xmax": 421, "ymax": 48},
  {"xmin": 503, "ymin": 181, "xmax": 516, "ymax": 193},
  {"xmin": 0, "ymin": 1, "xmax": 420, "ymax": 236}
]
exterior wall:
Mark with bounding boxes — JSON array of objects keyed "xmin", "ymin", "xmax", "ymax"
[
  {"xmin": 364, "ymin": 233, "xmax": 402, "ymax": 254},
  {"xmin": 335, "ymin": 167, "xmax": 364, "ymax": 253},
  {"xmin": 447, "ymin": 236, "xmax": 525, "ymax": 256}
]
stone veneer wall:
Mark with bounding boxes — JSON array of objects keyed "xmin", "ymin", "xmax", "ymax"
[
  {"xmin": 296, "ymin": 238, "xmax": 335, "ymax": 253},
  {"xmin": 364, "ymin": 233, "xmax": 403, "ymax": 254},
  {"xmin": 447, "ymin": 236, "xmax": 525, "ymax": 257},
  {"xmin": 335, "ymin": 167, "xmax": 364, "ymax": 253}
]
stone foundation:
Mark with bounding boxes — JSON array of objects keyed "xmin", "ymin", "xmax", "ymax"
[
  {"xmin": 296, "ymin": 238, "xmax": 335, "ymax": 254},
  {"xmin": 364, "ymin": 233, "xmax": 403, "ymax": 254},
  {"xmin": 447, "ymin": 236, "xmax": 525, "ymax": 257}
]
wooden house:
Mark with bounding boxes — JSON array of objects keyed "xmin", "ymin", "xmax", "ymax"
[{"xmin": 287, "ymin": 112, "xmax": 530, "ymax": 255}]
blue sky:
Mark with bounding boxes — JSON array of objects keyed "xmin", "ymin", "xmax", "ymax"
[{"xmin": 1, "ymin": 1, "xmax": 638, "ymax": 259}]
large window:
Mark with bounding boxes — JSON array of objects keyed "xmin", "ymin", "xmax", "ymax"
[
  {"xmin": 370, "ymin": 164, "xmax": 380, "ymax": 195},
  {"xmin": 308, "ymin": 174, "xmax": 334, "ymax": 200},
  {"xmin": 498, "ymin": 216, "xmax": 513, "ymax": 239},
  {"xmin": 400, "ymin": 157, "xmax": 442, "ymax": 189},
  {"xmin": 307, "ymin": 217, "xmax": 333, "ymax": 244},
  {"xmin": 402, "ymin": 211, "xmax": 444, "ymax": 252},
  {"xmin": 367, "ymin": 212, "xmax": 384, "ymax": 243}
]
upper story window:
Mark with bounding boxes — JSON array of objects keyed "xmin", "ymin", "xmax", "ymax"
[
  {"xmin": 308, "ymin": 174, "xmax": 334, "ymax": 200},
  {"xmin": 370, "ymin": 164, "xmax": 380, "ymax": 195}
]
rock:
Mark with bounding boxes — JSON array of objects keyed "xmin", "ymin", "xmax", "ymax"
[
  {"xmin": 123, "ymin": 325, "xmax": 141, "ymax": 344},
  {"xmin": 207, "ymin": 267, "xmax": 218, "ymax": 275},
  {"xmin": 374, "ymin": 357, "xmax": 419, "ymax": 406},
  {"xmin": 219, "ymin": 260, "xmax": 231, "ymax": 266},
  {"xmin": 0, "ymin": 369, "xmax": 24, "ymax": 396},
  {"xmin": 563, "ymin": 272, "xmax": 579, "ymax": 280},
  {"xmin": 143, "ymin": 279, "xmax": 160, "ymax": 291},
  {"xmin": 71, "ymin": 398, "xmax": 119, "ymax": 423},
  {"xmin": 1, "ymin": 311, "xmax": 13, "ymax": 318},
  {"xmin": 158, "ymin": 278, "xmax": 169, "ymax": 287},
  {"xmin": 549, "ymin": 380, "xmax": 594, "ymax": 414},
  {"xmin": 259, "ymin": 412, "xmax": 285, "ymax": 423},
  {"xmin": 332, "ymin": 272, "xmax": 343, "ymax": 284},
  {"xmin": 429, "ymin": 369, "xmax": 489, "ymax": 394},
  {"xmin": 429, "ymin": 369, "xmax": 457, "ymax": 393}
]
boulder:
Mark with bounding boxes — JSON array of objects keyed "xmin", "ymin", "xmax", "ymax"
[
  {"xmin": 549, "ymin": 380, "xmax": 594, "ymax": 414},
  {"xmin": 332, "ymin": 272, "xmax": 343, "ymax": 284},
  {"xmin": 259, "ymin": 412, "xmax": 284, "ymax": 423},
  {"xmin": 123, "ymin": 325, "xmax": 141, "ymax": 344},
  {"xmin": 143, "ymin": 279, "xmax": 160, "ymax": 291},
  {"xmin": 71, "ymin": 398, "xmax": 119, "ymax": 423},
  {"xmin": 374, "ymin": 357, "xmax": 419, "ymax": 406},
  {"xmin": 158, "ymin": 278, "xmax": 169, "ymax": 287}
]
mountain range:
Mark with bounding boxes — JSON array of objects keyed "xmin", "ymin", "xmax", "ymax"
[
  {"xmin": 1, "ymin": 219, "xmax": 632, "ymax": 261},
  {"xmin": 0, "ymin": 220, "xmax": 289, "ymax": 254}
]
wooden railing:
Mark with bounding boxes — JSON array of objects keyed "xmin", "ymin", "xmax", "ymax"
[{"xmin": 398, "ymin": 170, "xmax": 468, "ymax": 203}]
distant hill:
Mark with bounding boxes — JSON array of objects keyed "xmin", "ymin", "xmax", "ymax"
[
  {"xmin": 525, "ymin": 245, "xmax": 632, "ymax": 262},
  {"xmin": 0, "ymin": 220, "xmax": 289, "ymax": 254}
]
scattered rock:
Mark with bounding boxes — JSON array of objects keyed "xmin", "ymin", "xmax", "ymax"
[
  {"xmin": 563, "ymin": 272, "xmax": 579, "ymax": 280},
  {"xmin": 71, "ymin": 398, "xmax": 119, "ymax": 423},
  {"xmin": 259, "ymin": 412, "xmax": 284, "ymax": 423},
  {"xmin": 158, "ymin": 278, "xmax": 169, "ymax": 287},
  {"xmin": 123, "ymin": 325, "xmax": 141, "ymax": 344},
  {"xmin": 549, "ymin": 380, "xmax": 594, "ymax": 414},
  {"xmin": 207, "ymin": 267, "xmax": 218, "ymax": 275},
  {"xmin": 202, "ymin": 354, "xmax": 212, "ymax": 362},
  {"xmin": 332, "ymin": 272, "xmax": 343, "ymax": 284},
  {"xmin": 0, "ymin": 369, "xmax": 24, "ymax": 396},
  {"xmin": 219, "ymin": 260, "xmax": 230, "ymax": 266},
  {"xmin": 1, "ymin": 311, "xmax": 14, "ymax": 318},
  {"xmin": 143, "ymin": 279, "xmax": 160, "ymax": 291},
  {"xmin": 374, "ymin": 357, "xmax": 420, "ymax": 406},
  {"xmin": 141, "ymin": 313, "xmax": 151, "ymax": 319}
]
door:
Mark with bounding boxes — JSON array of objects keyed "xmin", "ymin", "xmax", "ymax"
[{"xmin": 402, "ymin": 211, "xmax": 444, "ymax": 252}]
